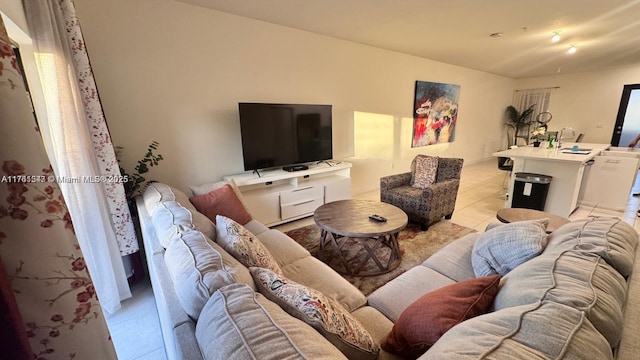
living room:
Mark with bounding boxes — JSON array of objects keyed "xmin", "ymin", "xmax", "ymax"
[
  {"xmin": 8, "ymin": 0, "xmax": 640, "ymax": 196},
  {"xmin": 3, "ymin": 1, "xmax": 640, "ymax": 359}
]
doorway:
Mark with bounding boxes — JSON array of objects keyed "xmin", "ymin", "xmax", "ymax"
[{"xmin": 611, "ymin": 83, "xmax": 640, "ymax": 146}]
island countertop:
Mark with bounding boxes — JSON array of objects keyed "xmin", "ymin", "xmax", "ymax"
[{"xmin": 492, "ymin": 143, "xmax": 611, "ymax": 163}]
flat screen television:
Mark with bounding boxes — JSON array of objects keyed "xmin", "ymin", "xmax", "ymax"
[{"xmin": 238, "ymin": 102, "xmax": 333, "ymax": 171}]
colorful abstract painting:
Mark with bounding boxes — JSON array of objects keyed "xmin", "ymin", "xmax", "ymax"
[{"xmin": 412, "ymin": 81, "xmax": 460, "ymax": 147}]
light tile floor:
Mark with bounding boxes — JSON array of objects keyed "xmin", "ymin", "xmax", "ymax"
[
  {"xmin": 105, "ymin": 277, "xmax": 167, "ymax": 360},
  {"xmin": 106, "ymin": 159, "xmax": 640, "ymax": 359}
]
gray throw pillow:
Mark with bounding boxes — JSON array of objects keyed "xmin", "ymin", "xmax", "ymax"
[{"xmin": 471, "ymin": 219, "xmax": 549, "ymax": 277}]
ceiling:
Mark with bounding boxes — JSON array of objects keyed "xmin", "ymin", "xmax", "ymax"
[{"xmin": 177, "ymin": 0, "xmax": 640, "ymax": 79}]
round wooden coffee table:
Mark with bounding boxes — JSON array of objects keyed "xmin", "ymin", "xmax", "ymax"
[
  {"xmin": 496, "ymin": 208, "xmax": 570, "ymax": 233},
  {"xmin": 313, "ymin": 199, "xmax": 408, "ymax": 276}
]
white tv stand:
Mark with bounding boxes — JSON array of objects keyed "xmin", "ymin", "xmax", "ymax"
[{"xmin": 223, "ymin": 162, "xmax": 352, "ymax": 226}]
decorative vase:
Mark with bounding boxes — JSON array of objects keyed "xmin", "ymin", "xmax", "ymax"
[{"xmin": 533, "ymin": 141, "xmax": 541, "ymax": 147}]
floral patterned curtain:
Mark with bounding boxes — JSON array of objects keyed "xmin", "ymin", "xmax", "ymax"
[
  {"xmin": 0, "ymin": 15, "xmax": 116, "ymax": 360},
  {"xmin": 58, "ymin": 0, "xmax": 138, "ymax": 256},
  {"xmin": 23, "ymin": 0, "xmax": 133, "ymax": 312},
  {"xmin": 26, "ymin": 0, "xmax": 138, "ymax": 256}
]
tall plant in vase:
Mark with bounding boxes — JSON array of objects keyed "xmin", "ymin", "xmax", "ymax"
[
  {"xmin": 504, "ymin": 104, "xmax": 536, "ymax": 146},
  {"xmin": 116, "ymin": 140, "xmax": 164, "ymax": 212}
]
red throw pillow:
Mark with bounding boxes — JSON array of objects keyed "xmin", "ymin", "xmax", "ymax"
[
  {"xmin": 382, "ymin": 274, "xmax": 501, "ymax": 359},
  {"xmin": 189, "ymin": 184, "xmax": 252, "ymax": 225}
]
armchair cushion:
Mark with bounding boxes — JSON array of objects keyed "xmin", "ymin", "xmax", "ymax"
[{"xmin": 412, "ymin": 156, "xmax": 439, "ymax": 189}]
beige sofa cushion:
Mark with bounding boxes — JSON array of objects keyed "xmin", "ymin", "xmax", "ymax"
[
  {"xmin": 143, "ymin": 182, "xmax": 177, "ymax": 215},
  {"xmin": 422, "ymin": 232, "xmax": 478, "ymax": 281},
  {"xmin": 351, "ymin": 307, "xmax": 402, "ymax": 360},
  {"xmin": 144, "ymin": 182, "xmax": 193, "ymax": 213},
  {"xmin": 545, "ymin": 217, "xmax": 638, "ymax": 277},
  {"xmin": 251, "ymin": 267, "xmax": 379, "ymax": 360},
  {"xmin": 368, "ymin": 266, "xmax": 456, "ymax": 322},
  {"xmin": 282, "ymin": 256, "xmax": 367, "ymax": 313},
  {"xmin": 144, "ymin": 183, "xmax": 216, "ymax": 240},
  {"xmin": 195, "ymin": 283, "xmax": 347, "ymax": 360},
  {"xmin": 164, "ymin": 230, "xmax": 254, "ymax": 319},
  {"xmin": 494, "ymin": 250, "xmax": 627, "ymax": 347},
  {"xmin": 151, "ymin": 201, "xmax": 196, "ymax": 248},
  {"xmin": 422, "ymin": 302, "xmax": 613, "ymax": 360},
  {"xmin": 241, "ymin": 218, "xmax": 270, "ymax": 237},
  {"xmin": 257, "ymin": 229, "xmax": 311, "ymax": 267}
]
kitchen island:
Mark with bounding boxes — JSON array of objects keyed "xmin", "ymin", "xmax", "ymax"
[{"xmin": 493, "ymin": 143, "xmax": 610, "ymax": 217}]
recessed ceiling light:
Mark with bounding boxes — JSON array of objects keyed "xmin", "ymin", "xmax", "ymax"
[
  {"xmin": 489, "ymin": 32, "xmax": 503, "ymax": 38},
  {"xmin": 568, "ymin": 45, "xmax": 577, "ymax": 54},
  {"xmin": 551, "ymin": 31, "xmax": 561, "ymax": 43}
]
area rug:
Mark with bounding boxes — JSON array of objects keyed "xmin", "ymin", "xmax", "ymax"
[{"xmin": 285, "ymin": 221, "xmax": 476, "ymax": 296}]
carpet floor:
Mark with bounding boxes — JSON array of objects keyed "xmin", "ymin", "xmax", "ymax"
[{"xmin": 285, "ymin": 220, "xmax": 476, "ymax": 296}]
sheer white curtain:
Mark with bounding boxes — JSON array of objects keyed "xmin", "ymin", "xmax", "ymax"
[
  {"xmin": 23, "ymin": 0, "xmax": 132, "ymax": 312},
  {"xmin": 512, "ymin": 87, "xmax": 558, "ymax": 141}
]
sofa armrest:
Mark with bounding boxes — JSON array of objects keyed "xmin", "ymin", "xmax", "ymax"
[
  {"xmin": 381, "ymin": 172, "xmax": 412, "ymax": 192},
  {"xmin": 136, "ymin": 197, "xmax": 204, "ymax": 360}
]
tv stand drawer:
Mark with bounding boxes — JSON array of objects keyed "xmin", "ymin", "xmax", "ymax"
[
  {"xmin": 280, "ymin": 185, "xmax": 323, "ymax": 204},
  {"xmin": 281, "ymin": 197, "xmax": 323, "ymax": 220},
  {"xmin": 223, "ymin": 162, "xmax": 351, "ymax": 226}
]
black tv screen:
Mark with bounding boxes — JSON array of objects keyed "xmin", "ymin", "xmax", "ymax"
[{"xmin": 238, "ymin": 102, "xmax": 333, "ymax": 171}]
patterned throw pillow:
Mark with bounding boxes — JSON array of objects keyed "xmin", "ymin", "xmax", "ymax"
[
  {"xmin": 250, "ymin": 267, "xmax": 380, "ymax": 360},
  {"xmin": 216, "ymin": 215, "xmax": 282, "ymax": 275},
  {"xmin": 471, "ymin": 219, "xmax": 549, "ymax": 277},
  {"xmin": 412, "ymin": 156, "xmax": 439, "ymax": 189}
]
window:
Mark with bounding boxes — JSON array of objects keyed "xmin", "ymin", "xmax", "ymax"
[{"xmin": 512, "ymin": 87, "xmax": 557, "ymax": 144}]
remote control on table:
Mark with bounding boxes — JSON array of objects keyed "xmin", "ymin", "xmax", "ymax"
[{"xmin": 369, "ymin": 214, "xmax": 387, "ymax": 222}]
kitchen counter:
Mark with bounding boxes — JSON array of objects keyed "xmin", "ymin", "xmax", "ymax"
[
  {"xmin": 493, "ymin": 143, "xmax": 611, "ymax": 217},
  {"xmin": 492, "ymin": 143, "xmax": 610, "ymax": 163}
]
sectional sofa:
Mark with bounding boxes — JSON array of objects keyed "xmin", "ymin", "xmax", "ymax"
[{"xmin": 137, "ymin": 181, "xmax": 640, "ymax": 359}]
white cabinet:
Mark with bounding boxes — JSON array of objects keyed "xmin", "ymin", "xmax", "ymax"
[
  {"xmin": 224, "ymin": 162, "xmax": 352, "ymax": 226},
  {"xmin": 242, "ymin": 191, "xmax": 281, "ymax": 225},
  {"xmin": 280, "ymin": 185, "xmax": 324, "ymax": 219},
  {"xmin": 579, "ymin": 153, "xmax": 640, "ymax": 211},
  {"xmin": 324, "ymin": 177, "xmax": 352, "ymax": 203}
]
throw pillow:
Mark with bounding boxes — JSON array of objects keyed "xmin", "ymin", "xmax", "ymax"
[
  {"xmin": 250, "ymin": 267, "xmax": 380, "ymax": 360},
  {"xmin": 471, "ymin": 219, "xmax": 549, "ymax": 277},
  {"xmin": 412, "ymin": 156, "xmax": 438, "ymax": 189},
  {"xmin": 189, "ymin": 180, "xmax": 249, "ymax": 209},
  {"xmin": 189, "ymin": 184, "xmax": 252, "ymax": 225},
  {"xmin": 216, "ymin": 215, "xmax": 283, "ymax": 275},
  {"xmin": 381, "ymin": 274, "xmax": 501, "ymax": 359}
]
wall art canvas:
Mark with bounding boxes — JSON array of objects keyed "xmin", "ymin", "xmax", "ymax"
[{"xmin": 412, "ymin": 80, "xmax": 460, "ymax": 147}]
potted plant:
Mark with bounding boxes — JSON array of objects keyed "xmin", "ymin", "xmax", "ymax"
[
  {"xmin": 530, "ymin": 126, "xmax": 548, "ymax": 147},
  {"xmin": 504, "ymin": 104, "xmax": 536, "ymax": 146},
  {"xmin": 116, "ymin": 140, "xmax": 164, "ymax": 211}
]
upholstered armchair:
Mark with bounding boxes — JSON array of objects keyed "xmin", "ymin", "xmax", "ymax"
[{"xmin": 380, "ymin": 155, "xmax": 464, "ymax": 231}]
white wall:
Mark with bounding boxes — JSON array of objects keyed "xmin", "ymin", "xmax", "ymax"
[
  {"xmin": 0, "ymin": 0, "xmax": 27, "ymax": 32},
  {"xmin": 62, "ymin": 0, "xmax": 515, "ymax": 194},
  {"xmin": 515, "ymin": 66, "xmax": 640, "ymax": 144},
  {"xmin": 6, "ymin": 1, "xmax": 640, "ymax": 195}
]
